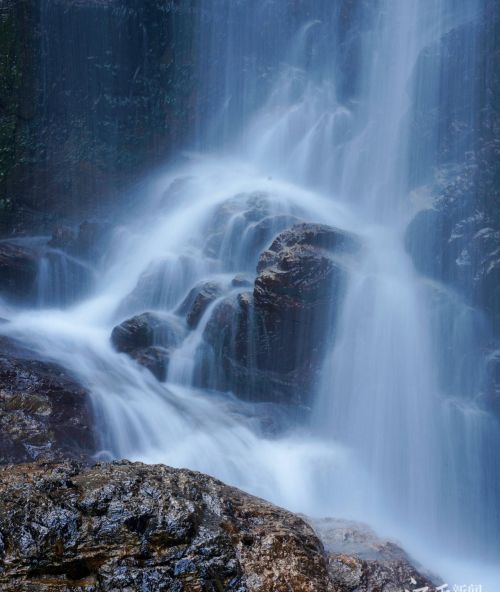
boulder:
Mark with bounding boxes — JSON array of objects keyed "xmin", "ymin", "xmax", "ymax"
[
  {"xmin": 0, "ymin": 461, "xmax": 434, "ymax": 591},
  {"xmin": 0, "ymin": 460, "xmax": 332, "ymax": 592},
  {"xmin": 177, "ymin": 281, "xmax": 224, "ymax": 328},
  {"xmin": 0, "ymin": 242, "xmax": 38, "ymax": 303},
  {"xmin": 203, "ymin": 223, "xmax": 359, "ymax": 406},
  {"xmin": 309, "ymin": 518, "xmax": 436, "ymax": 592},
  {"xmin": 111, "ymin": 312, "xmax": 185, "ymax": 380},
  {"xmin": 0, "ymin": 336, "xmax": 95, "ymax": 464}
]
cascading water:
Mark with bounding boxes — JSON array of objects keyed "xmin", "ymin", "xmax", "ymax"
[{"xmin": 1, "ymin": 0, "xmax": 499, "ymax": 588}]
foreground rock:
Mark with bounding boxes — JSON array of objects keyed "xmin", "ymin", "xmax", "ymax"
[
  {"xmin": 203, "ymin": 223, "xmax": 360, "ymax": 406},
  {"xmin": 309, "ymin": 518, "xmax": 436, "ymax": 592},
  {"xmin": 0, "ymin": 460, "xmax": 332, "ymax": 592},
  {"xmin": 0, "ymin": 337, "xmax": 95, "ymax": 464}
]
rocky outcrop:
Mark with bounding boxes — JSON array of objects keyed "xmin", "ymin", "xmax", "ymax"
[
  {"xmin": 0, "ymin": 336, "xmax": 95, "ymax": 464},
  {"xmin": 0, "ymin": 241, "xmax": 38, "ymax": 303},
  {"xmin": 0, "ymin": 461, "xmax": 433, "ymax": 592},
  {"xmin": 0, "ymin": 238, "xmax": 94, "ymax": 307},
  {"xmin": 406, "ymin": 2, "xmax": 500, "ymax": 338},
  {"xmin": 202, "ymin": 223, "xmax": 359, "ymax": 406},
  {"xmin": 309, "ymin": 518, "xmax": 436, "ymax": 592},
  {"xmin": 0, "ymin": 460, "xmax": 332, "ymax": 592},
  {"xmin": 111, "ymin": 312, "xmax": 185, "ymax": 380}
]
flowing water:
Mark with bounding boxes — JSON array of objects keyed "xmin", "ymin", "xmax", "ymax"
[{"xmin": 2, "ymin": 1, "xmax": 500, "ymax": 588}]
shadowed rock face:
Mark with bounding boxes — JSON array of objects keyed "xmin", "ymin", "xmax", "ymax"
[
  {"xmin": 0, "ymin": 336, "xmax": 95, "ymax": 464},
  {"xmin": 0, "ymin": 460, "xmax": 332, "ymax": 592},
  {"xmin": 0, "ymin": 242, "xmax": 38, "ymax": 303},
  {"xmin": 203, "ymin": 223, "xmax": 360, "ymax": 406}
]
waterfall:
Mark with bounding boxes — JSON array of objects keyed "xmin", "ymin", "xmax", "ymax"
[{"xmin": 2, "ymin": 1, "xmax": 499, "ymax": 588}]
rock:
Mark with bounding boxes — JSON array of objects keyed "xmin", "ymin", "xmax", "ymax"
[
  {"xmin": 405, "ymin": 205, "xmax": 500, "ymax": 335},
  {"xmin": 232, "ymin": 274, "xmax": 253, "ymax": 288},
  {"xmin": 0, "ymin": 460, "xmax": 332, "ymax": 591},
  {"xmin": 202, "ymin": 192, "xmax": 301, "ymax": 269},
  {"xmin": 254, "ymin": 223, "xmax": 358, "ymax": 313},
  {"xmin": 309, "ymin": 518, "xmax": 436, "ymax": 592},
  {"xmin": 128, "ymin": 345, "xmax": 171, "ymax": 382},
  {"xmin": 0, "ymin": 238, "xmax": 95, "ymax": 307},
  {"xmin": 49, "ymin": 221, "xmax": 113, "ymax": 262},
  {"xmin": 0, "ymin": 336, "xmax": 95, "ymax": 464},
  {"xmin": 119, "ymin": 254, "xmax": 202, "ymax": 314},
  {"xmin": 111, "ymin": 312, "xmax": 185, "ymax": 380},
  {"xmin": 203, "ymin": 223, "xmax": 359, "ymax": 406},
  {"xmin": 0, "ymin": 242, "xmax": 38, "ymax": 303},
  {"xmin": 177, "ymin": 281, "xmax": 224, "ymax": 328},
  {"xmin": 111, "ymin": 312, "xmax": 184, "ymax": 353}
]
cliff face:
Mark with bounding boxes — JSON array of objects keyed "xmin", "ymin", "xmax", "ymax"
[
  {"xmin": 405, "ymin": 0, "xmax": 500, "ymax": 377},
  {"xmin": 0, "ymin": 0, "xmax": 196, "ymax": 235}
]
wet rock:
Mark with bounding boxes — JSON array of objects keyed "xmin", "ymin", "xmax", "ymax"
[
  {"xmin": 203, "ymin": 223, "xmax": 359, "ymax": 406},
  {"xmin": 120, "ymin": 254, "xmax": 202, "ymax": 314},
  {"xmin": 255, "ymin": 223, "xmax": 358, "ymax": 313},
  {"xmin": 128, "ymin": 345, "xmax": 171, "ymax": 382},
  {"xmin": 232, "ymin": 274, "xmax": 253, "ymax": 288},
  {"xmin": 0, "ymin": 460, "xmax": 332, "ymax": 592},
  {"xmin": 111, "ymin": 312, "xmax": 183, "ymax": 353},
  {"xmin": 309, "ymin": 518, "xmax": 436, "ymax": 592},
  {"xmin": 111, "ymin": 312, "xmax": 185, "ymax": 380},
  {"xmin": 0, "ymin": 242, "xmax": 38, "ymax": 303},
  {"xmin": 203, "ymin": 191, "xmax": 272, "ymax": 260},
  {"xmin": 406, "ymin": 205, "xmax": 500, "ymax": 335},
  {"xmin": 178, "ymin": 280, "xmax": 224, "ymax": 328},
  {"xmin": 0, "ymin": 336, "xmax": 95, "ymax": 464},
  {"xmin": 202, "ymin": 192, "xmax": 302, "ymax": 269},
  {"xmin": 49, "ymin": 220, "xmax": 113, "ymax": 262}
]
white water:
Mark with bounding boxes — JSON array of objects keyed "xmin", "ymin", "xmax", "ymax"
[{"xmin": 2, "ymin": 1, "xmax": 500, "ymax": 589}]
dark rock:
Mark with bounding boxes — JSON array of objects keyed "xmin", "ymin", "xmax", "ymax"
[
  {"xmin": 254, "ymin": 223, "xmax": 358, "ymax": 313},
  {"xmin": 0, "ymin": 241, "xmax": 38, "ymax": 303},
  {"xmin": 49, "ymin": 220, "xmax": 113, "ymax": 262},
  {"xmin": 232, "ymin": 274, "xmax": 253, "ymax": 288},
  {"xmin": 178, "ymin": 281, "xmax": 224, "ymax": 328},
  {"xmin": 309, "ymin": 518, "xmax": 436, "ymax": 592},
  {"xmin": 111, "ymin": 312, "xmax": 185, "ymax": 380},
  {"xmin": 111, "ymin": 312, "xmax": 184, "ymax": 353},
  {"xmin": 129, "ymin": 345, "xmax": 171, "ymax": 382},
  {"xmin": 0, "ymin": 336, "xmax": 95, "ymax": 464},
  {"xmin": 202, "ymin": 223, "xmax": 359, "ymax": 406},
  {"xmin": 0, "ymin": 460, "xmax": 332, "ymax": 591}
]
